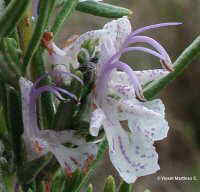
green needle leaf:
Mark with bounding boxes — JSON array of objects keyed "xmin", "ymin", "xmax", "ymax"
[
  {"xmin": 118, "ymin": 181, "xmax": 133, "ymax": 192},
  {"xmin": 18, "ymin": 154, "xmax": 52, "ymax": 185},
  {"xmin": 104, "ymin": 175, "xmax": 116, "ymax": 192},
  {"xmin": 76, "ymin": 1, "xmax": 132, "ymax": 18},
  {"xmin": 51, "ymin": 0, "xmax": 79, "ymax": 37},
  {"xmin": 0, "ymin": 0, "xmax": 31, "ymax": 37},
  {"xmin": 22, "ymin": 0, "xmax": 55, "ymax": 75},
  {"xmin": 86, "ymin": 184, "xmax": 93, "ymax": 192},
  {"xmin": 6, "ymin": 87, "xmax": 23, "ymax": 167}
]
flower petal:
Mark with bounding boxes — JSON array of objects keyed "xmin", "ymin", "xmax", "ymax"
[
  {"xmin": 119, "ymin": 99, "xmax": 169, "ymax": 141},
  {"xmin": 63, "ymin": 17, "xmax": 131, "ymax": 69},
  {"xmin": 38, "ymin": 130, "xmax": 85, "ymax": 145},
  {"xmin": 19, "ymin": 77, "xmax": 39, "ymax": 137},
  {"xmin": 103, "ymin": 16, "xmax": 132, "ymax": 50},
  {"xmin": 114, "ymin": 61, "xmax": 145, "ymax": 101},
  {"xmin": 48, "ymin": 143, "xmax": 98, "ymax": 173},
  {"xmin": 102, "ymin": 104, "xmax": 159, "ymax": 183},
  {"xmin": 134, "ymin": 69, "xmax": 169, "ymax": 86},
  {"xmin": 90, "ymin": 108, "xmax": 105, "ymax": 136}
]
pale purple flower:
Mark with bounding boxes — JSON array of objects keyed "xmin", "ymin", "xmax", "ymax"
[
  {"xmin": 89, "ymin": 17, "xmax": 181, "ymax": 183},
  {"xmin": 19, "ymin": 71, "xmax": 97, "ymax": 176},
  {"xmin": 42, "ymin": 17, "xmax": 180, "ymax": 182},
  {"xmin": 90, "ymin": 70, "xmax": 170, "ymax": 183},
  {"xmin": 95, "ymin": 17, "xmax": 181, "ymax": 104}
]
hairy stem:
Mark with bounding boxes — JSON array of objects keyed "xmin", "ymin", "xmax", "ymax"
[
  {"xmin": 0, "ymin": 0, "xmax": 31, "ymax": 37},
  {"xmin": 51, "ymin": 0, "xmax": 79, "ymax": 37},
  {"xmin": 22, "ymin": 0, "xmax": 55, "ymax": 75}
]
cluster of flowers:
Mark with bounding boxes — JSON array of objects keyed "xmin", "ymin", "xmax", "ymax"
[{"xmin": 20, "ymin": 16, "xmax": 180, "ymax": 183}]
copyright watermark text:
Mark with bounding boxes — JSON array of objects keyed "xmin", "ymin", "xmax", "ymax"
[{"xmin": 157, "ymin": 176, "xmax": 199, "ymax": 182}]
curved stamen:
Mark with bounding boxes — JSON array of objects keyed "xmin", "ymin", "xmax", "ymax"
[
  {"xmin": 126, "ymin": 22, "xmax": 182, "ymax": 43},
  {"xmin": 102, "ymin": 46, "xmax": 165, "ymax": 71},
  {"xmin": 122, "ymin": 47, "xmax": 165, "ymax": 61},
  {"xmin": 31, "ymin": 86, "xmax": 66, "ymax": 101},
  {"xmin": 52, "ymin": 86, "xmax": 77, "ymax": 101},
  {"xmin": 125, "ymin": 36, "xmax": 173, "ymax": 71},
  {"xmin": 114, "ymin": 61, "xmax": 145, "ymax": 101},
  {"xmin": 96, "ymin": 59, "xmax": 146, "ymax": 105},
  {"xmin": 33, "ymin": 71, "xmax": 83, "ymax": 88}
]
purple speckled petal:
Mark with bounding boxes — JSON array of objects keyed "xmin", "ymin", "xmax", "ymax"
[
  {"xmin": 101, "ymin": 104, "xmax": 159, "ymax": 183},
  {"xmin": 118, "ymin": 98, "xmax": 169, "ymax": 141},
  {"xmin": 49, "ymin": 142, "xmax": 97, "ymax": 173},
  {"xmin": 90, "ymin": 108, "xmax": 105, "ymax": 136},
  {"xmin": 134, "ymin": 69, "xmax": 169, "ymax": 86}
]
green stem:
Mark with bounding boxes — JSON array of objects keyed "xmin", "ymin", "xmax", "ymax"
[
  {"xmin": 51, "ymin": 0, "xmax": 79, "ymax": 37},
  {"xmin": 118, "ymin": 181, "xmax": 133, "ymax": 192},
  {"xmin": 0, "ymin": 0, "xmax": 31, "ymax": 37},
  {"xmin": 76, "ymin": 1, "xmax": 132, "ymax": 18},
  {"xmin": 22, "ymin": 0, "xmax": 54, "ymax": 75},
  {"xmin": 144, "ymin": 35, "xmax": 200, "ymax": 99},
  {"xmin": 18, "ymin": 154, "xmax": 52, "ymax": 185},
  {"xmin": 18, "ymin": 5, "xmax": 34, "ymax": 54},
  {"xmin": 1, "ymin": 38, "xmax": 21, "ymax": 75},
  {"xmin": 103, "ymin": 176, "xmax": 116, "ymax": 192},
  {"xmin": 6, "ymin": 87, "xmax": 23, "ymax": 167}
]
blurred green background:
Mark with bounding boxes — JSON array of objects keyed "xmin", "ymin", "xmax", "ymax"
[{"xmin": 56, "ymin": 0, "xmax": 200, "ymax": 191}]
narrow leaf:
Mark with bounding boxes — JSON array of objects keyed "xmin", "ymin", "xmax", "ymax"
[
  {"xmin": 118, "ymin": 181, "xmax": 133, "ymax": 192},
  {"xmin": 6, "ymin": 87, "xmax": 23, "ymax": 167},
  {"xmin": 51, "ymin": 0, "xmax": 79, "ymax": 36},
  {"xmin": 0, "ymin": 0, "xmax": 31, "ymax": 36},
  {"xmin": 22, "ymin": 0, "xmax": 55, "ymax": 75},
  {"xmin": 18, "ymin": 154, "xmax": 52, "ymax": 184},
  {"xmin": 87, "ymin": 184, "xmax": 93, "ymax": 192},
  {"xmin": 76, "ymin": 1, "xmax": 132, "ymax": 18},
  {"xmin": 104, "ymin": 175, "xmax": 116, "ymax": 192}
]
